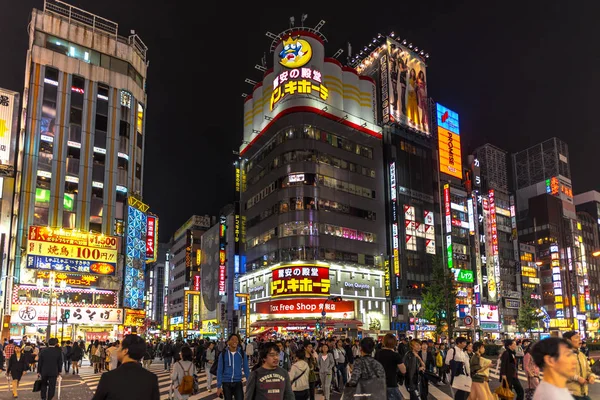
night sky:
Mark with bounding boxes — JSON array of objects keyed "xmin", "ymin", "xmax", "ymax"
[{"xmin": 2, "ymin": 1, "xmax": 600, "ymax": 240}]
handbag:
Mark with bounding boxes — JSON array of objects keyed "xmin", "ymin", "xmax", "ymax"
[
  {"xmin": 495, "ymin": 377, "xmax": 514, "ymax": 400},
  {"xmin": 32, "ymin": 379, "xmax": 42, "ymax": 392},
  {"xmin": 342, "ymin": 375, "xmax": 386, "ymax": 399},
  {"xmin": 451, "ymin": 366, "xmax": 472, "ymax": 392}
]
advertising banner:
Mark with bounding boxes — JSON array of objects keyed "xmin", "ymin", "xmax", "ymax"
[
  {"xmin": 146, "ymin": 216, "xmax": 158, "ymax": 262},
  {"xmin": 86, "ymin": 332, "xmax": 110, "ymax": 342},
  {"xmin": 437, "ymin": 104, "xmax": 462, "ymax": 179},
  {"xmin": 26, "ymin": 255, "xmax": 116, "ymax": 276},
  {"xmin": 479, "ymin": 305, "xmax": 499, "ymax": 322},
  {"xmin": 28, "ymin": 226, "xmax": 118, "ymax": 250},
  {"xmin": 255, "ymin": 298, "xmax": 354, "ymax": 318},
  {"xmin": 11, "ymin": 305, "xmax": 123, "ymax": 324},
  {"xmin": 34, "ymin": 270, "xmax": 102, "ymax": 287},
  {"xmin": 124, "ymin": 309, "xmax": 146, "ymax": 327},
  {"xmin": 27, "ymin": 240, "xmax": 117, "ymax": 264},
  {"xmin": 0, "ymin": 88, "xmax": 18, "ymax": 166},
  {"xmin": 383, "ymin": 38, "xmax": 430, "ymax": 135},
  {"xmin": 271, "ymin": 264, "xmax": 330, "ymax": 297}
]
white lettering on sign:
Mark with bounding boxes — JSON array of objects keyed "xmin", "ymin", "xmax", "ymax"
[
  {"xmin": 288, "ymin": 173, "xmax": 305, "ymax": 183},
  {"xmin": 344, "ymin": 282, "xmax": 370, "ymax": 290}
]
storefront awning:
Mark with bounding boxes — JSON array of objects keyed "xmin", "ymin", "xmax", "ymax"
[
  {"xmin": 249, "ymin": 327, "xmax": 274, "ymax": 336},
  {"xmin": 251, "ymin": 319, "xmax": 363, "ymax": 328}
]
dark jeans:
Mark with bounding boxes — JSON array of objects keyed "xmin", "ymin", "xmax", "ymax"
[
  {"xmin": 454, "ymin": 389, "xmax": 469, "ymax": 400},
  {"xmin": 163, "ymin": 356, "xmax": 172, "ymax": 370},
  {"xmin": 516, "ymin": 356, "xmax": 524, "ymax": 370},
  {"xmin": 573, "ymin": 396, "xmax": 592, "ymax": 400},
  {"xmin": 223, "ymin": 381, "xmax": 244, "ymax": 400},
  {"xmin": 294, "ymin": 389, "xmax": 310, "ymax": 400},
  {"xmin": 386, "ymin": 387, "xmax": 403, "ymax": 400},
  {"xmin": 64, "ymin": 359, "xmax": 71, "ymax": 372},
  {"xmin": 336, "ymin": 363, "xmax": 347, "ymax": 386},
  {"xmin": 420, "ymin": 375, "xmax": 429, "ymax": 399},
  {"xmin": 308, "ymin": 381, "xmax": 315, "ymax": 400},
  {"xmin": 40, "ymin": 375, "xmax": 57, "ymax": 400},
  {"xmin": 510, "ymin": 377, "xmax": 524, "ymax": 400}
]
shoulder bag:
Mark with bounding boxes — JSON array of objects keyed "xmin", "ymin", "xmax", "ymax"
[{"xmin": 451, "ymin": 364, "xmax": 472, "ymax": 392}]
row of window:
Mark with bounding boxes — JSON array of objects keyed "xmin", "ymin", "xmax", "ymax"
[
  {"xmin": 247, "ymin": 221, "xmax": 376, "ymax": 249},
  {"xmin": 246, "ymin": 125, "xmax": 374, "ymax": 175},
  {"xmin": 250, "ymin": 149, "xmax": 376, "ymax": 186},
  {"xmin": 38, "ymin": 33, "xmax": 144, "ymax": 89},
  {"xmin": 246, "ymin": 173, "xmax": 376, "ymax": 210},
  {"xmin": 246, "ymin": 196, "xmax": 376, "ymax": 229},
  {"xmin": 246, "ymin": 246, "xmax": 380, "ymax": 271}
]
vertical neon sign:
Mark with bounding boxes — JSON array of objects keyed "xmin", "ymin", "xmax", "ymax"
[
  {"xmin": 444, "ymin": 184, "xmax": 452, "ymax": 268},
  {"xmin": 390, "ymin": 162, "xmax": 400, "ymax": 276}
]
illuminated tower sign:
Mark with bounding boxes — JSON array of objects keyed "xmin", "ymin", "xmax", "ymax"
[{"xmin": 437, "ymin": 104, "xmax": 462, "ymax": 179}]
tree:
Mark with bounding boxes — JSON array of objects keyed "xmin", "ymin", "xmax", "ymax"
[
  {"xmin": 517, "ymin": 289, "xmax": 544, "ymax": 334},
  {"xmin": 421, "ymin": 255, "xmax": 458, "ymax": 340}
]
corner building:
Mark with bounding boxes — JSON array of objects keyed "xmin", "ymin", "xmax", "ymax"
[
  {"xmin": 238, "ymin": 28, "xmax": 388, "ymax": 337},
  {"xmin": 8, "ymin": 2, "xmax": 148, "ymax": 340}
]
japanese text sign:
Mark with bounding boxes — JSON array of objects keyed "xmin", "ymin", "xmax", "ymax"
[
  {"xmin": 146, "ymin": 216, "xmax": 157, "ymax": 262},
  {"xmin": 27, "ymin": 255, "xmax": 116, "ymax": 276},
  {"xmin": 270, "ymin": 67, "xmax": 329, "ymax": 110},
  {"xmin": 29, "ymin": 226, "xmax": 118, "ymax": 250},
  {"xmin": 27, "ymin": 240, "xmax": 118, "ymax": 265},
  {"xmin": 256, "ymin": 298, "xmax": 354, "ymax": 317},
  {"xmin": 271, "ymin": 264, "xmax": 330, "ymax": 297},
  {"xmin": 12, "ymin": 305, "xmax": 123, "ymax": 324}
]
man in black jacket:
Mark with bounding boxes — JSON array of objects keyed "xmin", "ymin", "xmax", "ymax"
[
  {"xmin": 37, "ymin": 338, "xmax": 62, "ymax": 400},
  {"xmin": 92, "ymin": 334, "xmax": 159, "ymax": 400}
]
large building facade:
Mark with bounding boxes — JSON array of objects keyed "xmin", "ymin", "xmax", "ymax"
[
  {"xmin": 513, "ymin": 138, "xmax": 585, "ymax": 335},
  {"xmin": 238, "ymin": 27, "xmax": 388, "ymax": 337},
  {"xmin": 7, "ymin": 1, "xmax": 149, "ymax": 340}
]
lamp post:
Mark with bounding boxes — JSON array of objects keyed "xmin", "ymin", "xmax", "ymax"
[
  {"xmin": 320, "ymin": 295, "xmax": 342, "ymax": 338},
  {"xmin": 408, "ymin": 299, "xmax": 421, "ymax": 339}
]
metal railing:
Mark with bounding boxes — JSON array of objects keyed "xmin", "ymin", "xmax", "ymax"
[{"xmin": 44, "ymin": 0, "xmax": 118, "ymax": 37}]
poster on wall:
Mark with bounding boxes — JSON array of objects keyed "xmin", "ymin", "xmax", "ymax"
[{"xmin": 201, "ymin": 228, "xmax": 220, "ymax": 321}]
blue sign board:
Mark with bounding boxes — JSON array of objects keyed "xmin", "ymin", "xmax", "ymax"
[
  {"xmin": 436, "ymin": 103, "xmax": 460, "ymax": 135},
  {"xmin": 26, "ymin": 255, "xmax": 116, "ymax": 276}
]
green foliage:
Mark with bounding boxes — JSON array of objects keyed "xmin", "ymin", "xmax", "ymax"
[
  {"xmin": 421, "ymin": 255, "xmax": 458, "ymax": 340},
  {"xmin": 517, "ymin": 289, "xmax": 544, "ymax": 333}
]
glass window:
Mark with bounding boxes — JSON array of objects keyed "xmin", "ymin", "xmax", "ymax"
[
  {"xmin": 70, "ymin": 108, "xmax": 82, "ymax": 125},
  {"xmin": 110, "ymin": 58, "xmax": 128, "ymax": 75},
  {"xmin": 100, "ymin": 54, "xmax": 111, "ymax": 69},
  {"xmin": 95, "ymin": 115, "xmax": 108, "ymax": 132}
]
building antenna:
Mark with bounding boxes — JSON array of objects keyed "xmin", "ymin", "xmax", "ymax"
[
  {"xmin": 289, "ymin": 16, "xmax": 295, "ymax": 28},
  {"xmin": 301, "ymin": 14, "xmax": 308, "ymax": 27}
]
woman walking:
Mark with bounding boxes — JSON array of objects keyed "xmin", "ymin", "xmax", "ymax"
[
  {"xmin": 289, "ymin": 350, "xmax": 310, "ymax": 400},
  {"xmin": 523, "ymin": 342, "xmax": 540, "ymax": 399},
  {"xmin": 71, "ymin": 342, "xmax": 83, "ymax": 375},
  {"xmin": 469, "ymin": 341, "xmax": 494, "ymax": 399},
  {"xmin": 171, "ymin": 346, "xmax": 196, "ymax": 400},
  {"xmin": 204, "ymin": 342, "xmax": 216, "ymax": 392},
  {"xmin": 317, "ymin": 344, "xmax": 335, "ymax": 400},
  {"xmin": 6, "ymin": 345, "xmax": 27, "ymax": 398}
]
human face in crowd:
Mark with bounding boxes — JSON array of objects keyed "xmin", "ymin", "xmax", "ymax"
[
  {"xmin": 411, "ymin": 341, "xmax": 421, "ymax": 352},
  {"xmin": 321, "ymin": 344, "xmax": 329, "ymax": 354},
  {"xmin": 478, "ymin": 344, "xmax": 486, "ymax": 355},
  {"xmin": 277, "ymin": 342, "xmax": 284, "ymax": 352},
  {"xmin": 228, "ymin": 335, "xmax": 239, "ymax": 351},
  {"xmin": 305, "ymin": 344, "xmax": 313, "ymax": 354},
  {"xmin": 547, "ymin": 343, "xmax": 577, "ymax": 379},
  {"xmin": 509, "ymin": 341, "xmax": 517, "ymax": 351},
  {"xmin": 567, "ymin": 333, "xmax": 581, "ymax": 348},
  {"xmin": 466, "ymin": 343, "xmax": 473, "ymax": 353},
  {"xmin": 421, "ymin": 343, "xmax": 428, "ymax": 352},
  {"xmin": 337, "ymin": 340, "xmax": 343, "ymax": 348},
  {"xmin": 457, "ymin": 341, "xmax": 467, "ymax": 350},
  {"xmin": 265, "ymin": 348, "xmax": 280, "ymax": 369}
]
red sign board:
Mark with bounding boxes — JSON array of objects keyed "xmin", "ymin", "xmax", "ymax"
[
  {"xmin": 193, "ymin": 275, "xmax": 201, "ymax": 291},
  {"xmin": 271, "ymin": 264, "xmax": 330, "ymax": 297},
  {"xmin": 218, "ymin": 265, "xmax": 226, "ymax": 295},
  {"xmin": 146, "ymin": 216, "xmax": 157, "ymax": 261},
  {"xmin": 86, "ymin": 331, "xmax": 110, "ymax": 342},
  {"xmin": 256, "ymin": 298, "xmax": 354, "ymax": 315}
]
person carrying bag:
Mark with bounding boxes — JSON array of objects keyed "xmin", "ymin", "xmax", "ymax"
[{"xmin": 495, "ymin": 377, "xmax": 514, "ymax": 400}]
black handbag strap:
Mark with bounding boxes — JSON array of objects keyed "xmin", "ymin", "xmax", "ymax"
[{"xmin": 292, "ymin": 367, "xmax": 307, "ymax": 385}]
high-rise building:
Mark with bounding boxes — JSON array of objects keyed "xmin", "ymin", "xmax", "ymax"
[
  {"xmin": 8, "ymin": 1, "xmax": 149, "ymax": 340},
  {"xmin": 238, "ymin": 24, "xmax": 388, "ymax": 337},
  {"xmin": 513, "ymin": 138, "xmax": 582, "ymax": 335},
  {"xmin": 167, "ymin": 215, "xmax": 212, "ymax": 336},
  {"xmin": 472, "ymin": 144, "xmax": 525, "ymax": 336}
]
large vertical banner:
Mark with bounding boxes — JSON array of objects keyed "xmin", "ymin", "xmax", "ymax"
[
  {"xmin": 383, "ymin": 38, "xmax": 430, "ymax": 135},
  {"xmin": 443, "ymin": 184, "xmax": 453, "ymax": 269},
  {"xmin": 389, "ymin": 162, "xmax": 400, "ymax": 287},
  {"xmin": 125, "ymin": 198, "xmax": 148, "ymax": 309},
  {"xmin": 0, "ymin": 88, "xmax": 18, "ymax": 166},
  {"xmin": 437, "ymin": 104, "xmax": 462, "ymax": 179}
]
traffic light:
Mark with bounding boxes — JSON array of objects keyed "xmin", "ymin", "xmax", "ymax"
[
  {"xmin": 316, "ymin": 321, "xmax": 321, "ymax": 330},
  {"xmin": 331, "ymin": 296, "xmax": 342, "ymax": 302}
]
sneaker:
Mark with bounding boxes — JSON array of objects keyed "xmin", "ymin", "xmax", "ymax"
[{"xmin": 208, "ymin": 389, "xmax": 212, "ymax": 393}]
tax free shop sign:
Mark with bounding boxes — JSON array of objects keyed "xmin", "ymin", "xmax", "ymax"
[{"xmin": 255, "ymin": 298, "xmax": 355, "ymax": 319}]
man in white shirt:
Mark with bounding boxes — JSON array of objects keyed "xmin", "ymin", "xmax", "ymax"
[
  {"xmin": 531, "ymin": 337, "xmax": 578, "ymax": 400},
  {"xmin": 445, "ymin": 337, "xmax": 470, "ymax": 400}
]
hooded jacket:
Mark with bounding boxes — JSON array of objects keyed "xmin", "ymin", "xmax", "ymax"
[{"xmin": 216, "ymin": 347, "xmax": 250, "ymax": 388}]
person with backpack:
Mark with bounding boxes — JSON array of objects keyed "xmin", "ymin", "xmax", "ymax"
[
  {"xmin": 172, "ymin": 346, "xmax": 197, "ymax": 399},
  {"xmin": 216, "ymin": 333, "xmax": 250, "ymax": 400},
  {"xmin": 162, "ymin": 340, "xmax": 174, "ymax": 371},
  {"xmin": 246, "ymin": 342, "xmax": 295, "ymax": 400}
]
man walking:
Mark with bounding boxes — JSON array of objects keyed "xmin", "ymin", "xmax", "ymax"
[
  {"xmin": 216, "ymin": 334, "xmax": 250, "ymax": 400},
  {"xmin": 37, "ymin": 338, "xmax": 62, "ymax": 400},
  {"xmin": 531, "ymin": 337, "xmax": 577, "ymax": 400},
  {"xmin": 563, "ymin": 331, "xmax": 596, "ymax": 400}
]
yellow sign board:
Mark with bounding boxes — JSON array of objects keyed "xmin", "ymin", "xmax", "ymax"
[{"xmin": 27, "ymin": 240, "xmax": 117, "ymax": 263}]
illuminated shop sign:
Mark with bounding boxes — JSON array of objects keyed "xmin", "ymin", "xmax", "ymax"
[
  {"xmin": 453, "ymin": 268, "xmax": 474, "ymax": 283},
  {"xmin": 384, "ymin": 260, "xmax": 391, "ymax": 297},
  {"xmin": 11, "ymin": 305, "xmax": 123, "ymax": 324},
  {"xmin": 27, "ymin": 241, "xmax": 117, "ymax": 264},
  {"xmin": 0, "ymin": 88, "xmax": 17, "ymax": 166},
  {"xmin": 437, "ymin": 104, "xmax": 462, "ymax": 179},
  {"xmin": 36, "ymin": 188, "xmax": 74, "ymax": 211},
  {"xmin": 218, "ymin": 216, "xmax": 227, "ymax": 296},
  {"xmin": 482, "ymin": 197, "xmax": 497, "ymax": 302},
  {"xmin": 255, "ymin": 298, "xmax": 354, "ymax": 318},
  {"xmin": 467, "ymin": 198, "xmax": 475, "ymax": 235},
  {"xmin": 271, "ymin": 264, "xmax": 330, "ymax": 297},
  {"xmin": 390, "ymin": 162, "xmax": 400, "ymax": 276},
  {"xmin": 27, "ymin": 255, "xmax": 115, "ymax": 276},
  {"xmin": 193, "ymin": 275, "xmax": 201, "ymax": 291},
  {"xmin": 279, "ymin": 36, "xmax": 312, "ymax": 68},
  {"xmin": 145, "ymin": 216, "xmax": 158, "ymax": 263},
  {"xmin": 34, "ymin": 270, "xmax": 101, "ymax": 288},
  {"xmin": 444, "ymin": 184, "xmax": 452, "ymax": 268},
  {"xmin": 344, "ymin": 282, "xmax": 370, "ymax": 290},
  {"xmin": 28, "ymin": 226, "xmax": 118, "ymax": 249},
  {"xmin": 479, "ymin": 304, "xmax": 499, "ymax": 322},
  {"xmin": 124, "ymin": 309, "xmax": 146, "ymax": 327},
  {"xmin": 288, "ymin": 173, "xmax": 305, "ymax": 183},
  {"xmin": 270, "ymin": 66, "xmax": 328, "ymax": 110},
  {"xmin": 504, "ymin": 298, "xmax": 521, "ymax": 309}
]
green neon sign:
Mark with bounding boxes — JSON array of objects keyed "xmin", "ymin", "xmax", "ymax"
[
  {"xmin": 35, "ymin": 188, "xmax": 75, "ymax": 211},
  {"xmin": 455, "ymin": 269, "xmax": 474, "ymax": 283}
]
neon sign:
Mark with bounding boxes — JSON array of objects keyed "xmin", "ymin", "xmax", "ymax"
[{"xmin": 270, "ymin": 67, "xmax": 329, "ymax": 110}]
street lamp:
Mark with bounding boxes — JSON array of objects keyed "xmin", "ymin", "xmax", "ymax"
[
  {"xmin": 408, "ymin": 299, "xmax": 421, "ymax": 339},
  {"xmin": 320, "ymin": 295, "xmax": 342, "ymax": 338}
]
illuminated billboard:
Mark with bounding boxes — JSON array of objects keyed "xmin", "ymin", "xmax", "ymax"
[
  {"xmin": 271, "ymin": 264, "xmax": 330, "ymax": 297},
  {"xmin": 146, "ymin": 216, "xmax": 158, "ymax": 263},
  {"xmin": 0, "ymin": 88, "xmax": 18, "ymax": 166},
  {"xmin": 26, "ymin": 255, "xmax": 115, "ymax": 276},
  {"xmin": 437, "ymin": 104, "xmax": 462, "ymax": 179},
  {"xmin": 382, "ymin": 38, "xmax": 430, "ymax": 135},
  {"xmin": 479, "ymin": 305, "xmax": 499, "ymax": 322},
  {"xmin": 279, "ymin": 36, "xmax": 312, "ymax": 68},
  {"xmin": 256, "ymin": 298, "xmax": 354, "ymax": 318},
  {"xmin": 125, "ymin": 201, "xmax": 148, "ymax": 309}
]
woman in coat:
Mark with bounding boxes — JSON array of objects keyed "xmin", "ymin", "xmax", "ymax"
[
  {"xmin": 7, "ymin": 345, "xmax": 27, "ymax": 398},
  {"xmin": 317, "ymin": 344, "xmax": 335, "ymax": 400},
  {"xmin": 71, "ymin": 342, "xmax": 83, "ymax": 375}
]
